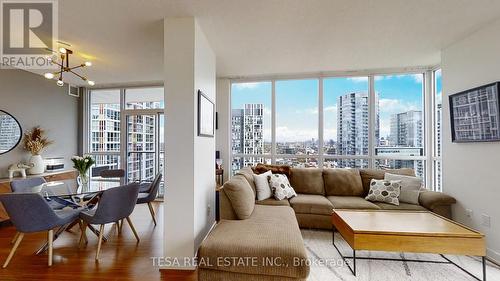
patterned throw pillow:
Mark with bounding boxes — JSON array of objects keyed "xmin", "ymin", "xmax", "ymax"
[
  {"xmin": 365, "ymin": 179, "xmax": 402, "ymax": 206},
  {"xmin": 269, "ymin": 174, "xmax": 297, "ymax": 200}
]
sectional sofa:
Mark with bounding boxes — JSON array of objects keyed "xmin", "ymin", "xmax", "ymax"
[{"xmin": 198, "ymin": 167, "xmax": 456, "ymax": 281}]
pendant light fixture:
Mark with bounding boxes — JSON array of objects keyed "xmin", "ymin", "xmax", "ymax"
[{"xmin": 44, "ymin": 47, "xmax": 95, "ymax": 86}]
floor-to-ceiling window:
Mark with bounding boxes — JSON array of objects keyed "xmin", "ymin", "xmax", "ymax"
[
  {"xmin": 230, "ymin": 69, "xmax": 443, "ymax": 191},
  {"xmin": 374, "ymin": 74, "xmax": 425, "ymax": 178},
  {"xmin": 86, "ymin": 86, "xmax": 165, "ymax": 196},
  {"xmin": 323, "ymin": 77, "xmax": 370, "ymax": 169},
  {"xmin": 275, "ymin": 79, "xmax": 319, "ymax": 167}
]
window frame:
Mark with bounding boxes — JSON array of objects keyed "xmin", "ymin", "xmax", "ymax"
[{"xmin": 230, "ymin": 67, "xmax": 442, "ymax": 190}]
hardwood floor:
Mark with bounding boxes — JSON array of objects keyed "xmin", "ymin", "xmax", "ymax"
[{"xmin": 0, "ymin": 202, "xmax": 197, "ymax": 281}]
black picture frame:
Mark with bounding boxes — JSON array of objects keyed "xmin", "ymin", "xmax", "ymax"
[
  {"xmin": 0, "ymin": 110, "xmax": 22, "ymax": 155},
  {"xmin": 197, "ymin": 90, "xmax": 215, "ymax": 137},
  {"xmin": 449, "ymin": 82, "xmax": 500, "ymax": 143}
]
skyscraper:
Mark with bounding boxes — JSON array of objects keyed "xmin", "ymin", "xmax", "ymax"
[
  {"xmin": 389, "ymin": 110, "xmax": 423, "ymax": 175},
  {"xmin": 231, "ymin": 104, "xmax": 264, "ymax": 172},
  {"xmin": 337, "ymin": 92, "xmax": 371, "ymax": 168},
  {"xmin": 90, "ymin": 101, "xmax": 160, "ymax": 182}
]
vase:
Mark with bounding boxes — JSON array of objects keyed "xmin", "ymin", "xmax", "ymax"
[
  {"xmin": 77, "ymin": 171, "xmax": 89, "ymax": 186},
  {"xmin": 28, "ymin": 154, "xmax": 45, "ymax": 175}
]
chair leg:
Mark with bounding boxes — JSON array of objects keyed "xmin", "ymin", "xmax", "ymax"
[
  {"xmin": 10, "ymin": 232, "xmax": 19, "ymax": 244},
  {"xmin": 2, "ymin": 233, "xmax": 24, "ymax": 268},
  {"xmin": 95, "ymin": 224, "xmax": 105, "ymax": 261},
  {"xmin": 147, "ymin": 202, "xmax": 157, "ymax": 226},
  {"xmin": 126, "ymin": 217, "xmax": 140, "ymax": 242},
  {"xmin": 79, "ymin": 222, "xmax": 88, "ymax": 247},
  {"xmin": 48, "ymin": 230, "xmax": 53, "ymax": 267}
]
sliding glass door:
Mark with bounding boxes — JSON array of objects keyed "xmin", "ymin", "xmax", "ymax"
[{"xmin": 124, "ymin": 112, "xmax": 165, "ymax": 197}]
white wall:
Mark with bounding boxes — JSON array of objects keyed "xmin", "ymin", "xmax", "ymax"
[
  {"xmin": 193, "ymin": 22, "xmax": 217, "ymax": 249},
  {"xmin": 215, "ymin": 79, "xmax": 231, "ymax": 181},
  {"xmin": 163, "ymin": 17, "xmax": 216, "ymax": 269},
  {"xmin": 0, "ymin": 70, "xmax": 79, "ymax": 178},
  {"xmin": 441, "ymin": 17, "xmax": 500, "ymax": 263}
]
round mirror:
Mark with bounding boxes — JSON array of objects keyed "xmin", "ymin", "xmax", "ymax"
[{"xmin": 0, "ymin": 110, "xmax": 22, "ymax": 155}]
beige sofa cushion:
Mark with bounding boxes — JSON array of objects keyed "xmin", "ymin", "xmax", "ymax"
[
  {"xmin": 289, "ymin": 194, "xmax": 333, "ymax": 215},
  {"xmin": 359, "ymin": 168, "xmax": 415, "ymax": 196},
  {"xmin": 235, "ymin": 167, "xmax": 257, "ymax": 197},
  {"xmin": 374, "ymin": 202, "xmax": 427, "ymax": 211},
  {"xmin": 198, "ymin": 205, "xmax": 309, "ymax": 279},
  {"xmin": 223, "ymin": 175, "xmax": 255, "ymax": 220},
  {"xmin": 323, "ymin": 168, "xmax": 363, "ymax": 196},
  {"xmin": 289, "ymin": 168, "xmax": 325, "ymax": 195},
  {"xmin": 327, "ymin": 196, "xmax": 381, "ymax": 210},
  {"xmin": 255, "ymin": 198, "xmax": 291, "ymax": 207}
]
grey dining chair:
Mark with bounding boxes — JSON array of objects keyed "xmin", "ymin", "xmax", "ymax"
[
  {"xmin": 79, "ymin": 182, "xmax": 140, "ymax": 260},
  {"xmin": 100, "ymin": 169, "xmax": 125, "ymax": 179},
  {"xmin": 10, "ymin": 177, "xmax": 80, "ymax": 244},
  {"xmin": 0, "ymin": 193, "xmax": 82, "ymax": 267},
  {"xmin": 136, "ymin": 173, "xmax": 162, "ymax": 226},
  {"xmin": 10, "ymin": 177, "xmax": 78, "ymax": 209}
]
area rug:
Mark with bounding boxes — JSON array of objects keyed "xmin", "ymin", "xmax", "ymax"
[{"xmin": 302, "ymin": 229, "xmax": 500, "ymax": 281}]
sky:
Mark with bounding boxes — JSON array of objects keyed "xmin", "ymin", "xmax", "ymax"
[{"xmin": 232, "ymin": 74, "xmax": 426, "ymax": 142}]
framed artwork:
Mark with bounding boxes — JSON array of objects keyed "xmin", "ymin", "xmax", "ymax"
[
  {"xmin": 198, "ymin": 90, "xmax": 215, "ymax": 137},
  {"xmin": 449, "ymin": 82, "xmax": 500, "ymax": 142}
]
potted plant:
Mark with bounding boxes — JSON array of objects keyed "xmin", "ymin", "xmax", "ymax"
[
  {"xmin": 23, "ymin": 127, "xmax": 53, "ymax": 175},
  {"xmin": 71, "ymin": 155, "xmax": 95, "ymax": 186}
]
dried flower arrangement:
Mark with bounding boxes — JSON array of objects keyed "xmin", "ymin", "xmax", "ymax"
[{"xmin": 23, "ymin": 127, "xmax": 53, "ymax": 155}]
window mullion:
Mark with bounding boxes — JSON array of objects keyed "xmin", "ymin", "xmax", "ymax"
[
  {"xmin": 271, "ymin": 80, "xmax": 276, "ymax": 164},
  {"xmin": 318, "ymin": 78, "xmax": 324, "ymax": 168},
  {"xmin": 368, "ymin": 75, "xmax": 375, "ymax": 169}
]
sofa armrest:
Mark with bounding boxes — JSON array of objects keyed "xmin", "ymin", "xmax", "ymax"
[{"xmin": 419, "ymin": 190, "xmax": 456, "ymax": 210}]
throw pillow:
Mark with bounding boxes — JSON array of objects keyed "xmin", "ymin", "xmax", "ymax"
[
  {"xmin": 384, "ymin": 173, "xmax": 422, "ymax": 205},
  {"xmin": 365, "ymin": 179, "xmax": 402, "ymax": 206},
  {"xmin": 253, "ymin": 170, "xmax": 273, "ymax": 201},
  {"xmin": 269, "ymin": 174, "xmax": 297, "ymax": 200},
  {"xmin": 222, "ymin": 175, "xmax": 256, "ymax": 220},
  {"xmin": 253, "ymin": 163, "xmax": 292, "ymax": 179}
]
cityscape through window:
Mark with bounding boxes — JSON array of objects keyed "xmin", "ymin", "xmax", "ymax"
[{"xmin": 231, "ymin": 72, "xmax": 440, "ymax": 189}]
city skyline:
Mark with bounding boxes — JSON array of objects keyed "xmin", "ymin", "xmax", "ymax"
[{"xmin": 232, "ymin": 74, "xmax": 424, "ymax": 143}]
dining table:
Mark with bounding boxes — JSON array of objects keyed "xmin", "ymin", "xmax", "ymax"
[{"xmin": 26, "ymin": 178, "xmax": 122, "ymax": 255}]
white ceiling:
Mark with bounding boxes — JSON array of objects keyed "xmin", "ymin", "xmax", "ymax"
[{"xmin": 32, "ymin": 0, "xmax": 500, "ymax": 86}]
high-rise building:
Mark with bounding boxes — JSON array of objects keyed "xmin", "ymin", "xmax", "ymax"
[
  {"xmin": 337, "ymin": 92, "xmax": 371, "ymax": 168},
  {"xmin": 389, "ymin": 110, "xmax": 424, "ymax": 176},
  {"xmin": 90, "ymin": 101, "xmax": 160, "ymax": 182},
  {"xmin": 231, "ymin": 104, "xmax": 264, "ymax": 172}
]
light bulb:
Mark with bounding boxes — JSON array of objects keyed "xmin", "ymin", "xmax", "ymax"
[
  {"xmin": 57, "ymin": 79, "xmax": 64, "ymax": 86},
  {"xmin": 59, "ymin": 47, "xmax": 67, "ymax": 54},
  {"xmin": 87, "ymin": 80, "xmax": 95, "ymax": 86},
  {"xmin": 44, "ymin": 73, "xmax": 54, "ymax": 79},
  {"xmin": 84, "ymin": 61, "xmax": 92, "ymax": 67}
]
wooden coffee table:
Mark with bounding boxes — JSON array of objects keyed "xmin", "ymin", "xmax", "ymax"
[{"xmin": 331, "ymin": 210, "xmax": 486, "ymax": 280}]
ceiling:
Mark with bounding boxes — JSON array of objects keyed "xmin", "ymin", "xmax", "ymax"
[{"xmin": 30, "ymin": 0, "xmax": 500, "ymax": 86}]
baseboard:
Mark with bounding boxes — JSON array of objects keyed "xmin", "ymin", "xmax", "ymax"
[
  {"xmin": 487, "ymin": 248, "xmax": 500, "ymax": 265},
  {"xmin": 158, "ymin": 221, "xmax": 217, "ymax": 271}
]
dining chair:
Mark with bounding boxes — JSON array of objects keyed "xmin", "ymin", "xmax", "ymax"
[
  {"xmin": 0, "ymin": 193, "xmax": 82, "ymax": 267},
  {"xmin": 10, "ymin": 177, "xmax": 80, "ymax": 244},
  {"xmin": 79, "ymin": 182, "xmax": 140, "ymax": 260},
  {"xmin": 138, "ymin": 172, "xmax": 162, "ymax": 193},
  {"xmin": 100, "ymin": 169, "xmax": 125, "ymax": 179},
  {"xmin": 136, "ymin": 173, "xmax": 162, "ymax": 226}
]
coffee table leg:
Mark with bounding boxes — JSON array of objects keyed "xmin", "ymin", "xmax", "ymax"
[
  {"xmin": 483, "ymin": 256, "xmax": 486, "ymax": 281},
  {"xmin": 353, "ymin": 249, "xmax": 356, "ymax": 276},
  {"xmin": 332, "ymin": 225, "xmax": 335, "ymax": 245}
]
